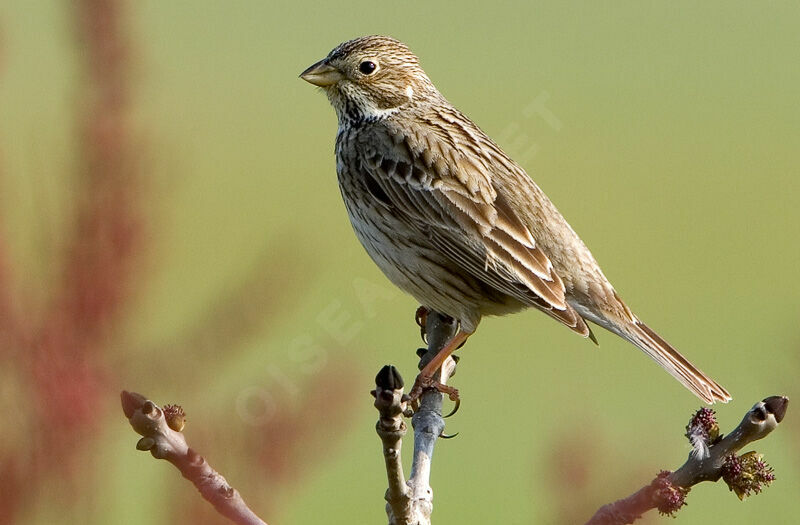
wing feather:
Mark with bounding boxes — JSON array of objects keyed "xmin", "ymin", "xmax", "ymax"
[{"xmin": 353, "ymin": 114, "xmax": 590, "ymax": 335}]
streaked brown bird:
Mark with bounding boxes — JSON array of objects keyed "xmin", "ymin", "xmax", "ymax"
[{"xmin": 300, "ymin": 35, "xmax": 731, "ymax": 404}]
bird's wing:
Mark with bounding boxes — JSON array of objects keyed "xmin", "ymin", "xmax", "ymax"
[{"xmin": 350, "ymin": 113, "xmax": 590, "ymax": 336}]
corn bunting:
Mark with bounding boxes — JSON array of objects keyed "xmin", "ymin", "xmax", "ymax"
[{"xmin": 301, "ymin": 35, "xmax": 731, "ymax": 404}]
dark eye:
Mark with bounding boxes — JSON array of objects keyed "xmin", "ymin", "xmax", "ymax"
[{"xmin": 359, "ymin": 61, "xmax": 377, "ymax": 75}]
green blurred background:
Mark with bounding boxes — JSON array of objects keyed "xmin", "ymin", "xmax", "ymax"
[{"xmin": 1, "ymin": 1, "xmax": 798, "ymax": 523}]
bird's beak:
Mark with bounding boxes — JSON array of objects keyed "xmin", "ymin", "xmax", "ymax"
[{"xmin": 300, "ymin": 59, "xmax": 343, "ymax": 87}]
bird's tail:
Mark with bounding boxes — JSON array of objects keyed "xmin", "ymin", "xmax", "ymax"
[{"xmin": 621, "ymin": 320, "xmax": 731, "ymax": 404}]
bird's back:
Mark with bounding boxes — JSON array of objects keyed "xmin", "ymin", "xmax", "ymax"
[{"xmin": 401, "ymin": 101, "xmax": 630, "ymax": 323}]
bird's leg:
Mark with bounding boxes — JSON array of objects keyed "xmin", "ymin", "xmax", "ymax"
[{"xmin": 407, "ymin": 329, "xmax": 471, "ymax": 403}]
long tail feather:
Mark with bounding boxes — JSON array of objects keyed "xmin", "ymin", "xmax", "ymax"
[{"xmin": 624, "ymin": 321, "xmax": 731, "ymax": 404}]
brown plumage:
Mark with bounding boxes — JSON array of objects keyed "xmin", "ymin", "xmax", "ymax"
[{"xmin": 301, "ymin": 35, "xmax": 731, "ymax": 404}]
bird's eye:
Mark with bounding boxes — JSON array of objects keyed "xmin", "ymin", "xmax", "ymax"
[{"xmin": 359, "ymin": 61, "xmax": 377, "ymax": 75}]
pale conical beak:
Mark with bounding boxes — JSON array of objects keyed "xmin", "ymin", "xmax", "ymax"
[{"xmin": 300, "ymin": 59, "xmax": 343, "ymax": 87}]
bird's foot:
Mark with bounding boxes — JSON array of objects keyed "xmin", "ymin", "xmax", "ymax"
[{"xmin": 407, "ymin": 372, "xmax": 460, "ymax": 405}]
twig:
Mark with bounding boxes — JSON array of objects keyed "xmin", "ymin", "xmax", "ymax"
[
  {"xmin": 587, "ymin": 395, "xmax": 789, "ymax": 524},
  {"xmin": 373, "ymin": 311, "xmax": 458, "ymax": 525},
  {"xmin": 120, "ymin": 391, "xmax": 267, "ymax": 525},
  {"xmin": 373, "ymin": 365, "xmax": 412, "ymax": 521}
]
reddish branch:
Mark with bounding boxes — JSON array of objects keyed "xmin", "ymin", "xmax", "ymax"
[
  {"xmin": 587, "ymin": 396, "xmax": 788, "ymax": 524},
  {"xmin": 0, "ymin": 230, "xmax": 20, "ymax": 342},
  {"xmin": 25, "ymin": 0, "xmax": 140, "ymax": 477},
  {"xmin": 0, "ymin": 4, "xmax": 139, "ymax": 522},
  {"xmin": 121, "ymin": 391, "xmax": 268, "ymax": 525}
]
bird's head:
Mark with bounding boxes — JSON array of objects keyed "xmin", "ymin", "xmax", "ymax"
[{"xmin": 300, "ymin": 36, "xmax": 437, "ymax": 123}]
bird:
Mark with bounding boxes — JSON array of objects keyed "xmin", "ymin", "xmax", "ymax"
[{"xmin": 300, "ymin": 35, "xmax": 731, "ymax": 404}]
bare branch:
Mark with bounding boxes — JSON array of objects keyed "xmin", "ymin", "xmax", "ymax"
[
  {"xmin": 373, "ymin": 311, "xmax": 459, "ymax": 525},
  {"xmin": 408, "ymin": 313, "xmax": 458, "ymax": 520},
  {"xmin": 587, "ymin": 396, "xmax": 789, "ymax": 524},
  {"xmin": 373, "ymin": 365, "xmax": 412, "ymax": 521},
  {"xmin": 120, "ymin": 391, "xmax": 267, "ymax": 525}
]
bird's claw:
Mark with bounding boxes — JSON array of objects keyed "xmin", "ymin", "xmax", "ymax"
[
  {"xmin": 415, "ymin": 306, "xmax": 429, "ymax": 344},
  {"xmin": 443, "ymin": 397, "xmax": 460, "ymax": 418}
]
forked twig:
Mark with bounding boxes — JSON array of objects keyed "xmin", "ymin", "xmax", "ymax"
[
  {"xmin": 373, "ymin": 311, "xmax": 458, "ymax": 525},
  {"xmin": 587, "ymin": 396, "xmax": 788, "ymax": 524}
]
